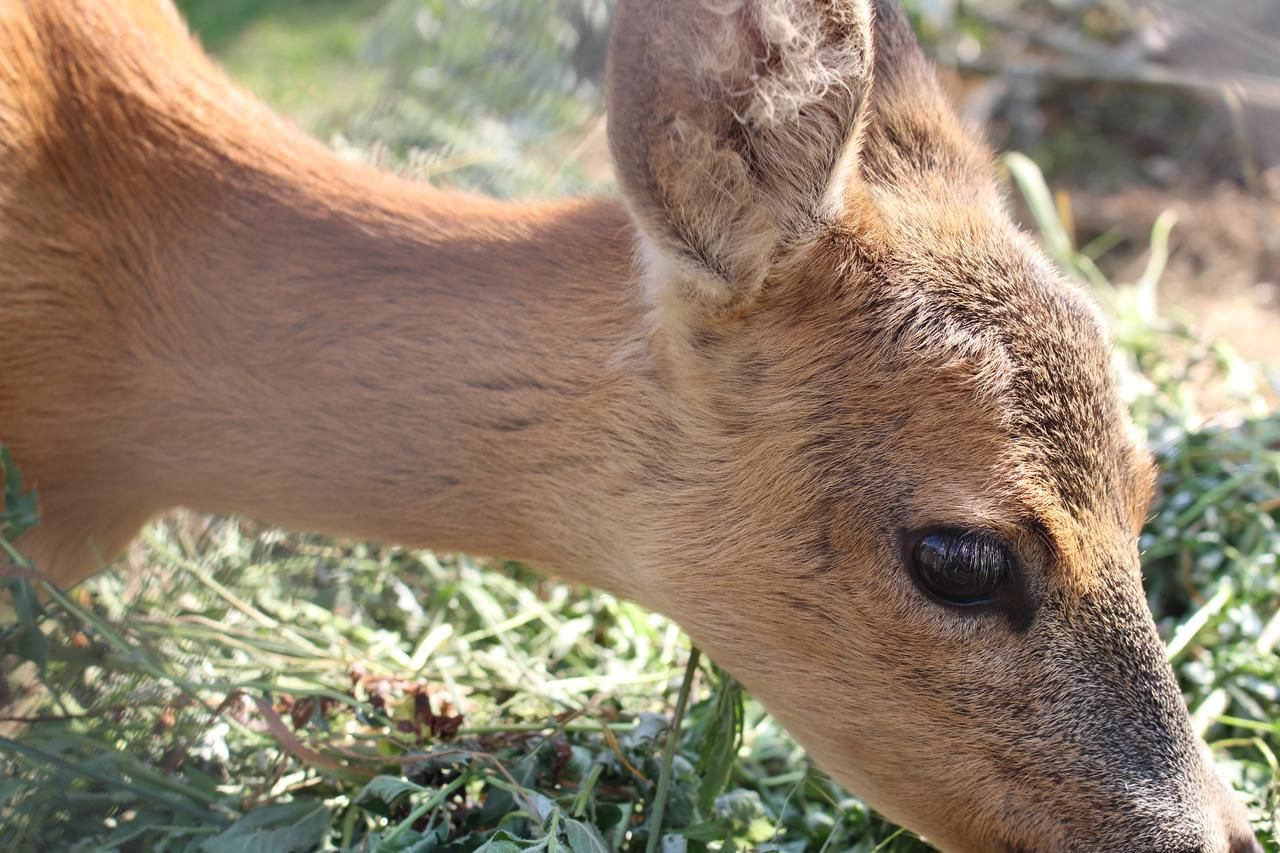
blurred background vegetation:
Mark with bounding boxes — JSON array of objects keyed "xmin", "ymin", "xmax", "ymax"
[{"xmin": 3, "ymin": 0, "xmax": 1279, "ymax": 851}]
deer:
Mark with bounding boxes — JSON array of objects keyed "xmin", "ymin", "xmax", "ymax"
[{"xmin": 0, "ymin": 0, "xmax": 1264, "ymax": 850}]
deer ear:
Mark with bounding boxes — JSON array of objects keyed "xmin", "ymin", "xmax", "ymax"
[{"xmin": 606, "ymin": 0, "xmax": 874, "ymax": 314}]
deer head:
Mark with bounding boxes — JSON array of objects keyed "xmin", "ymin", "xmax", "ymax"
[{"xmin": 604, "ymin": 0, "xmax": 1259, "ymax": 849}]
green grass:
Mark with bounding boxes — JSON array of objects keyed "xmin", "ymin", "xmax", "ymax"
[
  {"xmin": 172, "ymin": 0, "xmax": 612, "ymax": 199},
  {"xmin": 175, "ymin": 0, "xmax": 383, "ymax": 49},
  {"xmin": 2, "ymin": 5, "xmax": 1279, "ymax": 852},
  {"xmin": 175, "ymin": 0, "xmax": 386, "ymax": 137}
]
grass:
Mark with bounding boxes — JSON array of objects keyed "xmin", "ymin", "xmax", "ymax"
[
  {"xmin": 173, "ymin": 0, "xmax": 386, "ymax": 138},
  {"xmin": 2, "ymin": 5, "xmax": 1279, "ymax": 852}
]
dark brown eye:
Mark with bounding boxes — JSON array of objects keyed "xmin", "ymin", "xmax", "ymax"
[{"xmin": 909, "ymin": 530, "xmax": 1012, "ymax": 607}]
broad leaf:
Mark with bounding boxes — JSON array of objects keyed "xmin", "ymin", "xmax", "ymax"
[
  {"xmin": 201, "ymin": 801, "xmax": 331, "ymax": 853},
  {"xmin": 357, "ymin": 774, "xmax": 429, "ymax": 817},
  {"xmin": 562, "ymin": 818, "xmax": 610, "ymax": 853}
]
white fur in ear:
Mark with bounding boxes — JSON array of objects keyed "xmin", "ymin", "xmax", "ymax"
[
  {"xmin": 699, "ymin": 0, "xmax": 871, "ymax": 129},
  {"xmin": 606, "ymin": 0, "xmax": 874, "ymax": 314}
]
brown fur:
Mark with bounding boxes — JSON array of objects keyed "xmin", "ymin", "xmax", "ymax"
[{"xmin": 0, "ymin": 1, "xmax": 1261, "ymax": 850}]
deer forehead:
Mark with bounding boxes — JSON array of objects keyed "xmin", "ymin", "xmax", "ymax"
[{"xmin": 759, "ymin": 209, "xmax": 1154, "ymax": 588}]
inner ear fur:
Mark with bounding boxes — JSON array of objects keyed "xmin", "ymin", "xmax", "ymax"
[{"xmin": 606, "ymin": 0, "xmax": 875, "ymax": 314}]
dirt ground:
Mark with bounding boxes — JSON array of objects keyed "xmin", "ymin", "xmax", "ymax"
[{"xmin": 1068, "ymin": 180, "xmax": 1280, "ymax": 368}]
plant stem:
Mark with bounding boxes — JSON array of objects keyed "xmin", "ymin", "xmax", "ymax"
[
  {"xmin": 645, "ymin": 646, "xmax": 701, "ymax": 853},
  {"xmin": 377, "ymin": 774, "xmax": 467, "ymax": 849}
]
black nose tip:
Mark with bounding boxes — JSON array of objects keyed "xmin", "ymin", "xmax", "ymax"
[{"xmin": 1229, "ymin": 835, "xmax": 1263, "ymax": 853}]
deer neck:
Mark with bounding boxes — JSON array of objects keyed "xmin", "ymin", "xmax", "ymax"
[{"xmin": 130, "ymin": 146, "xmax": 676, "ymax": 598}]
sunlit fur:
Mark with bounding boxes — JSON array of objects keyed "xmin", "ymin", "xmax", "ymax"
[{"xmin": 0, "ymin": 1, "xmax": 1261, "ymax": 850}]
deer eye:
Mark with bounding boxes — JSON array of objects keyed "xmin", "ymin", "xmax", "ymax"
[{"xmin": 909, "ymin": 529, "xmax": 1012, "ymax": 607}]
